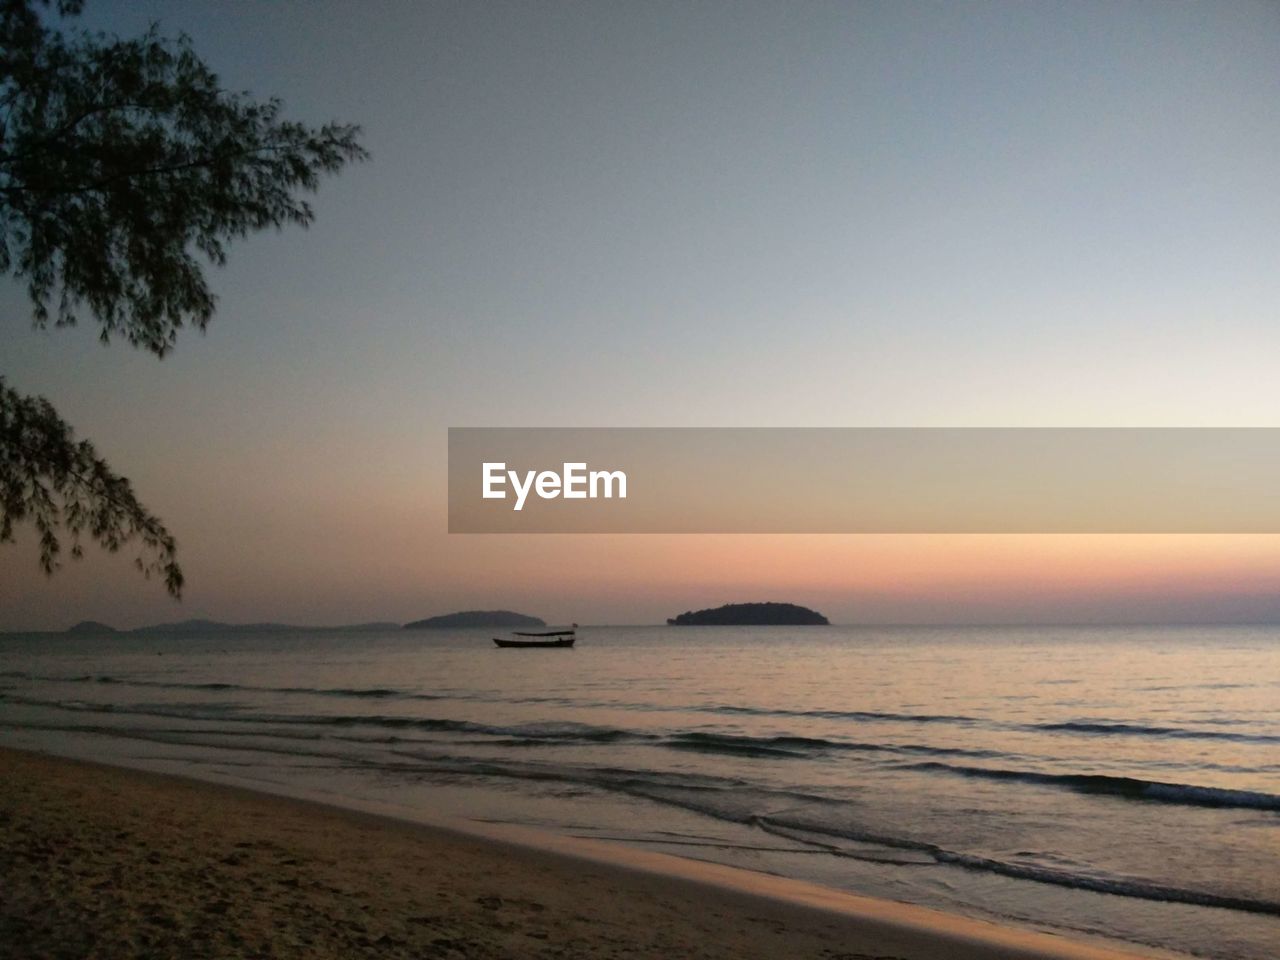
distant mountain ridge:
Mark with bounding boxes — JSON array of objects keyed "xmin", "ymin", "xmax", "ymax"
[
  {"xmin": 20, "ymin": 608, "xmax": 824, "ymax": 634},
  {"xmin": 66, "ymin": 620, "xmax": 118, "ymax": 634},
  {"xmin": 11, "ymin": 613, "xmax": 556, "ymax": 636},
  {"xmin": 667, "ymin": 602, "xmax": 829, "ymax": 626},
  {"xmin": 403, "ymin": 610, "xmax": 546, "ymax": 630},
  {"xmin": 56, "ymin": 619, "xmax": 401, "ymax": 636}
]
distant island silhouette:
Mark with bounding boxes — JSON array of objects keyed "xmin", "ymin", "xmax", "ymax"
[
  {"xmin": 54, "ymin": 619, "xmax": 400, "ymax": 636},
  {"xmin": 667, "ymin": 602, "xmax": 829, "ymax": 626},
  {"xmin": 8, "ymin": 615, "xmax": 551, "ymax": 636},
  {"xmin": 404, "ymin": 610, "xmax": 546, "ymax": 630},
  {"xmin": 66, "ymin": 620, "xmax": 118, "ymax": 634},
  {"xmin": 18, "ymin": 607, "xmax": 835, "ymax": 635}
]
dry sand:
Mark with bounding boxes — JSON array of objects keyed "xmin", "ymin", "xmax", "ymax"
[{"xmin": 0, "ymin": 746, "xmax": 1164, "ymax": 959}]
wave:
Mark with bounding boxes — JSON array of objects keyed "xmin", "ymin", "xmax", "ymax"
[
  {"xmin": 9, "ymin": 690, "xmax": 1274, "ymax": 783},
  {"xmin": 688, "ymin": 707, "xmax": 1278, "ymax": 746},
  {"xmin": 933, "ymin": 849, "xmax": 1280, "ymax": 916},
  {"xmin": 0, "ymin": 692, "xmax": 1013, "ymax": 762},
  {"xmin": 0, "ymin": 693, "xmax": 649, "ymax": 744},
  {"xmin": 371, "ymin": 749, "xmax": 1280, "ymax": 917},
  {"xmin": 14, "ymin": 692, "xmax": 1274, "ymax": 815},
  {"xmin": 662, "ymin": 731, "xmax": 1006, "ymax": 762},
  {"xmin": 9, "ymin": 704, "xmax": 1278, "ymax": 919},
  {"xmin": 753, "ymin": 819, "xmax": 1280, "ymax": 916},
  {"xmin": 665, "ymin": 733, "xmax": 814, "ymax": 759},
  {"xmin": 705, "ymin": 703, "xmax": 982, "ymax": 725},
  {"xmin": 7, "ymin": 672, "xmax": 1275, "ymax": 749},
  {"xmin": 707, "ymin": 708, "xmax": 1279, "ymax": 744},
  {"xmin": 903, "ymin": 761, "xmax": 1280, "ymax": 811},
  {"xmin": 0, "ymin": 672, "xmax": 441, "ymax": 702},
  {"xmin": 1032, "ymin": 721, "xmax": 1280, "ymax": 744}
]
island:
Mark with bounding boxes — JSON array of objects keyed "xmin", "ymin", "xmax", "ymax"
[
  {"xmin": 130, "ymin": 619, "xmax": 398, "ymax": 634},
  {"xmin": 666, "ymin": 602, "xmax": 829, "ymax": 626},
  {"xmin": 2, "ymin": 618, "xmax": 543, "ymax": 638},
  {"xmin": 403, "ymin": 610, "xmax": 546, "ymax": 630},
  {"xmin": 131, "ymin": 619, "xmax": 267, "ymax": 635},
  {"xmin": 65, "ymin": 620, "xmax": 118, "ymax": 634},
  {"xmin": 57, "ymin": 620, "xmax": 402, "ymax": 636}
]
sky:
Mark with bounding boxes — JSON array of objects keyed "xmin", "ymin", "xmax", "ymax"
[{"xmin": 3, "ymin": 0, "xmax": 1280, "ymax": 629}]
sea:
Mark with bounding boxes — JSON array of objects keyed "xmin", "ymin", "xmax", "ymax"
[{"xmin": 0, "ymin": 624, "xmax": 1276, "ymax": 959}]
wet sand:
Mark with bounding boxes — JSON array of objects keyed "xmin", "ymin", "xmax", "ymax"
[{"xmin": 0, "ymin": 746, "xmax": 1164, "ymax": 959}]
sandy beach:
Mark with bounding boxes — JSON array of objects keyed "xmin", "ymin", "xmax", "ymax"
[{"xmin": 0, "ymin": 746, "xmax": 1169, "ymax": 960}]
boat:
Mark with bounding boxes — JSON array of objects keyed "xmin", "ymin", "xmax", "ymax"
[{"xmin": 493, "ymin": 625, "xmax": 577, "ymax": 648}]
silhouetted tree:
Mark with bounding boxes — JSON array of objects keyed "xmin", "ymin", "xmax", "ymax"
[{"xmin": 0, "ymin": 0, "xmax": 367, "ymax": 596}]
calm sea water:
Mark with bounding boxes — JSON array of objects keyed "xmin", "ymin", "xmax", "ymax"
[{"xmin": 1, "ymin": 625, "xmax": 1277, "ymax": 959}]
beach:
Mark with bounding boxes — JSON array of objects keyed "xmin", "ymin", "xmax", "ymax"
[{"xmin": 0, "ymin": 746, "xmax": 1165, "ymax": 960}]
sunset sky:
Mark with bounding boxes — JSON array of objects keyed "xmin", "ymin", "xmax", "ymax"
[{"xmin": 3, "ymin": 0, "xmax": 1280, "ymax": 629}]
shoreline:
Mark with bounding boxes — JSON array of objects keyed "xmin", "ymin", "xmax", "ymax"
[{"xmin": 1, "ymin": 745, "xmax": 1173, "ymax": 959}]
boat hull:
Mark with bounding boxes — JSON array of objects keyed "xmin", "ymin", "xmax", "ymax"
[{"xmin": 492, "ymin": 637, "xmax": 575, "ymax": 648}]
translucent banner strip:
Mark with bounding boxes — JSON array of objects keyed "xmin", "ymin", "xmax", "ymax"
[{"xmin": 448, "ymin": 428, "xmax": 1280, "ymax": 533}]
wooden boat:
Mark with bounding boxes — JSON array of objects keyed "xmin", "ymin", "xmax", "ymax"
[{"xmin": 493, "ymin": 626, "xmax": 577, "ymax": 649}]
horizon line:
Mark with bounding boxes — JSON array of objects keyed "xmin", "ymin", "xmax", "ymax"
[{"xmin": 7, "ymin": 619, "xmax": 1280, "ymax": 635}]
